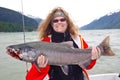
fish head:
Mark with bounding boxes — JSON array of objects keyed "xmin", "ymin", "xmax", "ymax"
[
  {"xmin": 6, "ymin": 44, "xmax": 37, "ymax": 62},
  {"xmin": 6, "ymin": 46, "xmax": 21, "ymax": 60}
]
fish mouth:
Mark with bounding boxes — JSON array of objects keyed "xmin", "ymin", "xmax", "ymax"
[{"xmin": 6, "ymin": 47, "xmax": 21, "ymax": 60}]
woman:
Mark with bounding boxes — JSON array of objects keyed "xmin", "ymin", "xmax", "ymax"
[{"xmin": 26, "ymin": 7, "xmax": 101, "ymax": 80}]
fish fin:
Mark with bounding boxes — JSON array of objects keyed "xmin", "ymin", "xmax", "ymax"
[
  {"xmin": 98, "ymin": 36, "xmax": 115, "ymax": 56},
  {"xmin": 60, "ymin": 41, "xmax": 73, "ymax": 48},
  {"xmin": 78, "ymin": 58, "xmax": 91, "ymax": 69}
]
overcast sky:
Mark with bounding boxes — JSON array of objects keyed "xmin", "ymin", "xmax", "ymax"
[{"xmin": 0, "ymin": 0, "xmax": 120, "ymax": 27}]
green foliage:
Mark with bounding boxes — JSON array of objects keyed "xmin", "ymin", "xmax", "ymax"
[
  {"xmin": 0, "ymin": 21, "xmax": 34, "ymax": 32},
  {"xmin": 0, "ymin": 7, "xmax": 42, "ymax": 32}
]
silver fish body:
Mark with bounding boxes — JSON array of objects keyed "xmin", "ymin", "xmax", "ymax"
[{"xmin": 6, "ymin": 36, "xmax": 115, "ymax": 66}]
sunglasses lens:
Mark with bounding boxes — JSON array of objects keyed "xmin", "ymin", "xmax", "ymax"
[
  {"xmin": 52, "ymin": 18, "xmax": 66, "ymax": 23},
  {"xmin": 60, "ymin": 18, "xmax": 66, "ymax": 22},
  {"xmin": 52, "ymin": 19, "xmax": 59, "ymax": 23}
]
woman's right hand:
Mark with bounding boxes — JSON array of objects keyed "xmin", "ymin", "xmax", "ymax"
[{"xmin": 37, "ymin": 55, "xmax": 48, "ymax": 68}]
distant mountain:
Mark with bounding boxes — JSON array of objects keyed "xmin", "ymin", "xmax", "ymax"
[
  {"xmin": 80, "ymin": 11, "xmax": 120, "ymax": 30},
  {"xmin": 26, "ymin": 14, "xmax": 42, "ymax": 23},
  {"xmin": 0, "ymin": 7, "xmax": 42, "ymax": 32}
]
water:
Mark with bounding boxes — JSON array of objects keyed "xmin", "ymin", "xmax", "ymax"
[{"xmin": 0, "ymin": 29, "xmax": 120, "ymax": 80}]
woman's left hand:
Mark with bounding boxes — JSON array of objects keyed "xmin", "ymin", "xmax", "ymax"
[{"xmin": 91, "ymin": 47, "xmax": 101, "ymax": 60}]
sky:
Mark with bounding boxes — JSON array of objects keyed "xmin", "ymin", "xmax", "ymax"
[{"xmin": 0, "ymin": 0, "xmax": 120, "ymax": 27}]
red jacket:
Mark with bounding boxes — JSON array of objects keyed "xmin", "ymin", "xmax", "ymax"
[{"xmin": 26, "ymin": 35, "xmax": 96, "ymax": 80}]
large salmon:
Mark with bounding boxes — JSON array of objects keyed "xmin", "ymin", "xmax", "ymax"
[{"xmin": 6, "ymin": 36, "xmax": 115, "ymax": 67}]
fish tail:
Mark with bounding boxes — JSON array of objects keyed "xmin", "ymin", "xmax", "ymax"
[{"xmin": 98, "ymin": 36, "xmax": 115, "ymax": 56}]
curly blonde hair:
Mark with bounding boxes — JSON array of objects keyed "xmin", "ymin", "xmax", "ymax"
[{"xmin": 37, "ymin": 7, "xmax": 79, "ymax": 40}]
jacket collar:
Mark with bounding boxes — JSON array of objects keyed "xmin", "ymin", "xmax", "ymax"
[{"xmin": 71, "ymin": 35, "xmax": 81, "ymax": 48}]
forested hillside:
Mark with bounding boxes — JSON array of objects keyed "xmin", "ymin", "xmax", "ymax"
[
  {"xmin": 80, "ymin": 11, "xmax": 120, "ymax": 30},
  {"xmin": 0, "ymin": 7, "xmax": 42, "ymax": 32}
]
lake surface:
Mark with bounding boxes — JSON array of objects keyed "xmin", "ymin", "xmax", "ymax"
[{"xmin": 0, "ymin": 29, "xmax": 120, "ymax": 80}]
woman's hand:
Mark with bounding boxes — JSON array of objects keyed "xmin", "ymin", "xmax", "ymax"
[
  {"xmin": 91, "ymin": 47, "xmax": 101, "ymax": 60},
  {"xmin": 37, "ymin": 55, "xmax": 48, "ymax": 68}
]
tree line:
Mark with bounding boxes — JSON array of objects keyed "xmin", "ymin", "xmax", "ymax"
[{"xmin": 0, "ymin": 7, "xmax": 42, "ymax": 32}]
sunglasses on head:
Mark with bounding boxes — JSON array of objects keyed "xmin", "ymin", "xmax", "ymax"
[{"xmin": 52, "ymin": 18, "xmax": 66, "ymax": 23}]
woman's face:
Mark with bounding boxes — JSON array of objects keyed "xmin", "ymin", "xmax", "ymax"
[{"xmin": 51, "ymin": 16, "xmax": 68, "ymax": 33}]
